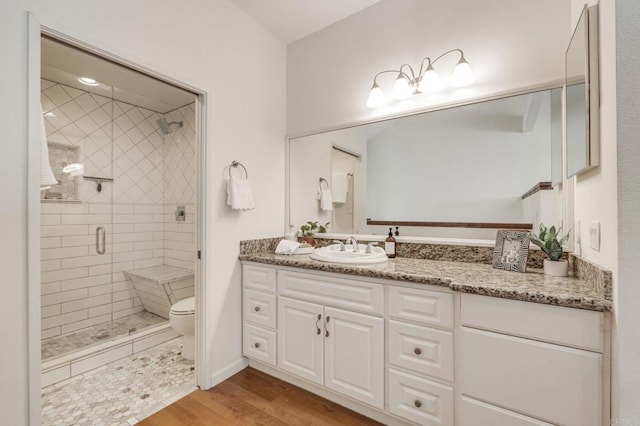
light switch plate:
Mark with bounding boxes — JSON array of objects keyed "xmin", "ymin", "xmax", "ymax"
[{"xmin": 589, "ymin": 221, "xmax": 600, "ymax": 252}]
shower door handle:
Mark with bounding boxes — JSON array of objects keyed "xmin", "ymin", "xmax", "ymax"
[{"xmin": 96, "ymin": 227, "xmax": 106, "ymax": 255}]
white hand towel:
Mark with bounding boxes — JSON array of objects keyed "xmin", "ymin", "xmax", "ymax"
[
  {"xmin": 332, "ymin": 173, "xmax": 349, "ymax": 204},
  {"xmin": 275, "ymin": 239, "xmax": 300, "ymax": 255},
  {"xmin": 40, "ymin": 104, "xmax": 58, "ymax": 190},
  {"xmin": 317, "ymin": 188, "xmax": 333, "ymax": 211},
  {"xmin": 226, "ymin": 176, "xmax": 255, "ymax": 210}
]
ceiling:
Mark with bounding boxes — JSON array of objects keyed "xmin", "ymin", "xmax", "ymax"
[
  {"xmin": 229, "ymin": 0, "xmax": 385, "ymax": 44},
  {"xmin": 41, "ymin": 38, "xmax": 196, "ymax": 113}
]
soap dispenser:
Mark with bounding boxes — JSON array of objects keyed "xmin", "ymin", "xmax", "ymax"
[
  {"xmin": 285, "ymin": 225, "xmax": 297, "ymax": 241},
  {"xmin": 385, "ymin": 227, "xmax": 396, "ymax": 258}
]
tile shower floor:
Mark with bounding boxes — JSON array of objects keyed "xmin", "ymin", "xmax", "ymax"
[
  {"xmin": 41, "ymin": 338, "xmax": 196, "ymax": 426},
  {"xmin": 42, "ymin": 311, "xmax": 167, "ymax": 361}
]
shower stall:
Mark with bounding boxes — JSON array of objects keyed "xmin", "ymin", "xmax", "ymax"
[{"xmin": 40, "ymin": 37, "xmax": 198, "ymax": 375}]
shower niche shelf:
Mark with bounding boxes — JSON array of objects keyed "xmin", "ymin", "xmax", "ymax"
[{"xmin": 42, "ymin": 142, "xmax": 81, "ymax": 202}]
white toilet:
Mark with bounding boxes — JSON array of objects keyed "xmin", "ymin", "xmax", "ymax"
[{"xmin": 169, "ymin": 296, "xmax": 195, "ymax": 360}]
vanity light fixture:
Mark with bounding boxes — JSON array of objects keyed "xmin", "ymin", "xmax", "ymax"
[
  {"xmin": 78, "ymin": 77, "xmax": 100, "ymax": 87},
  {"xmin": 366, "ymin": 48, "xmax": 475, "ymax": 108}
]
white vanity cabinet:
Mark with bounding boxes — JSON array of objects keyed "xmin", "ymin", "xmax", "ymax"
[
  {"xmin": 277, "ymin": 270, "xmax": 385, "ymax": 409},
  {"xmin": 386, "ymin": 285, "xmax": 455, "ymax": 426},
  {"xmin": 242, "ymin": 264, "xmax": 277, "ymax": 366},
  {"xmin": 459, "ymin": 293, "xmax": 609, "ymax": 426},
  {"xmin": 241, "ymin": 262, "xmax": 610, "ymax": 426}
]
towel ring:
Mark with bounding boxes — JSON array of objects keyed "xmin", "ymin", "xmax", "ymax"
[
  {"xmin": 319, "ymin": 177, "xmax": 329, "ymax": 190},
  {"xmin": 228, "ymin": 161, "xmax": 248, "ymax": 179}
]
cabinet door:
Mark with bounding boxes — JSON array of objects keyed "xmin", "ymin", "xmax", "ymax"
[
  {"xmin": 324, "ymin": 307, "xmax": 384, "ymax": 409},
  {"xmin": 277, "ymin": 297, "xmax": 324, "ymax": 385}
]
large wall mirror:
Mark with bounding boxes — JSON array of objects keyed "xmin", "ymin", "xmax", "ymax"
[
  {"xmin": 288, "ymin": 87, "xmax": 564, "ymax": 240},
  {"xmin": 565, "ymin": 4, "xmax": 599, "ymax": 178}
]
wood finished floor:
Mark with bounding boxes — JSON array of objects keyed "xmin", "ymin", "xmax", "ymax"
[{"xmin": 138, "ymin": 367, "xmax": 382, "ymax": 425}]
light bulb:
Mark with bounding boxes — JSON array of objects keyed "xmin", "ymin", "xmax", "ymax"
[
  {"xmin": 62, "ymin": 163, "xmax": 84, "ymax": 177},
  {"xmin": 418, "ymin": 66, "xmax": 442, "ymax": 92},
  {"xmin": 450, "ymin": 57, "xmax": 475, "ymax": 87},
  {"xmin": 391, "ymin": 74, "xmax": 412, "ymax": 99},
  {"xmin": 366, "ymin": 82, "xmax": 388, "ymax": 108},
  {"xmin": 78, "ymin": 77, "xmax": 100, "ymax": 87}
]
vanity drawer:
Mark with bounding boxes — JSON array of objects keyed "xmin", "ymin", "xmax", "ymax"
[
  {"xmin": 388, "ymin": 368, "xmax": 454, "ymax": 426},
  {"xmin": 460, "ymin": 327, "xmax": 601, "ymax": 426},
  {"xmin": 278, "ymin": 270, "xmax": 384, "ymax": 315},
  {"xmin": 242, "ymin": 264, "xmax": 276, "ymax": 293},
  {"xmin": 243, "ymin": 323, "xmax": 276, "ymax": 366},
  {"xmin": 243, "ymin": 289, "xmax": 276, "ymax": 329},
  {"xmin": 459, "ymin": 396, "xmax": 554, "ymax": 426},
  {"xmin": 461, "ymin": 293, "xmax": 603, "ymax": 351},
  {"xmin": 388, "ymin": 286, "xmax": 453, "ymax": 329},
  {"xmin": 388, "ymin": 320, "xmax": 454, "ymax": 382}
]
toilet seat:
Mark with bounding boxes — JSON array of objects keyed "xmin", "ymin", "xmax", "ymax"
[{"xmin": 170, "ymin": 296, "xmax": 195, "ymax": 316}]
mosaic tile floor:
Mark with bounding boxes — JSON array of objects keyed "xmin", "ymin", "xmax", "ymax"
[
  {"xmin": 42, "ymin": 338, "xmax": 196, "ymax": 426},
  {"xmin": 42, "ymin": 311, "xmax": 167, "ymax": 361}
]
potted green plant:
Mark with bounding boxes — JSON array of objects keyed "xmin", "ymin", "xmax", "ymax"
[
  {"xmin": 298, "ymin": 221, "xmax": 330, "ymax": 247},
  {"xmin": 529, "ymin": 224, "xmax": 571, "ymax": 277}
]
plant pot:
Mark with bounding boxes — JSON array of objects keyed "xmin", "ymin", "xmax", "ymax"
[
  {"xmin": 543, "ymin": 259, "xmax": 568, "ymax": 277},
  {"xmin": 300, "ymin": 236, "xmax": 317, "ymax": 247}
]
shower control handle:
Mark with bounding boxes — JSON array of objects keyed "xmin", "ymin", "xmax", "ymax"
[{"xmin": 96, "ymin": 227, "xmax": 106, "ymax": 255}]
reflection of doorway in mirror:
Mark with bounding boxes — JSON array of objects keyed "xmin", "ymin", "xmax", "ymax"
[{"xmin": 331, "ymin": 147, "xmax": 358, "ymax": 234}]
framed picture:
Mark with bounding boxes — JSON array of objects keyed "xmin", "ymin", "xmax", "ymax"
[{"xmin": 492, "ymin": 230, "xmax": 530, "ymax": 272}]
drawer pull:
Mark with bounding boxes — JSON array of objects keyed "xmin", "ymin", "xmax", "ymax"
[
  {"xmin": 254, "ymin": 306, "xmax": 261, "ymax": 312},
  {"xmin": 414, "ymin": 347, "xmax": 422, "ymax": 355},
  {"xmin": 254, "ymin": 342, "xmax": 261, "ymax": 348},
  {"xmin": 414, "ymin": 400, "xmax": 422, "ymax": 408}
]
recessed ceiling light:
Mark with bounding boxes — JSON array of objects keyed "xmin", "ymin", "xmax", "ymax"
[{"xmin": 78, "ymin": 77, "xmax": 100, "ymax": 86}]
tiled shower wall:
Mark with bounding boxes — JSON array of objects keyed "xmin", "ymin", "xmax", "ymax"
[
  {"xmin": 163, "ymin": 104, "xmax": 196, "ymax": 271},
  {"xmin": 41, "ymin": 80, "xmax": 196, "ymax": 340}
]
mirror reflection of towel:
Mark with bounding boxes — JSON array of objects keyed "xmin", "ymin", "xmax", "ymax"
[
  {"xmin": 332, "ymin": 173, "xmax": 348, "ymax": 204},
  {"xmin": 226, "ymin": 176, "xmax": 255, "ymax": 210},
  {"xmin": 317, "ymin": 188, "xmax": 333, "ymax": 211},
  {"xmin": 40, "ymin": 104, "xmax": 58, "ymax": 190}
]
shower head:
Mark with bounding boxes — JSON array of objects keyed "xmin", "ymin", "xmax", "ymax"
[{"xmin": 156, "ymin": 118, "xmax": 183, "ymax": 135}]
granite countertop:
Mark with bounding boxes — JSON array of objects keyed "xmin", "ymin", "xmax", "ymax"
[{"xmin": 239, "ymin": 252, "xmax": 612, "ymax": 312}]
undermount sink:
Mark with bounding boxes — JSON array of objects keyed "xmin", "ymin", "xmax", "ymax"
[{"xmin": 310, "ymin": 244, "xmax": 388, "ymax": 264}]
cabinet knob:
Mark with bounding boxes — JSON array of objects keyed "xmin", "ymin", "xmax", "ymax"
[
  {"xmin": 414, "ymin": 347, "xmax": 422, "ymax": 355},
  {"xmin": 254, "ymin": 306, "xmax": 261, "ymax": 312},
  {"xmin": 414, "ymin": 400, "xmax": 422, "ymax": 408},
  {"xmin": 254, "ymin": 342, "xmax": 260, "ymax": 348}
]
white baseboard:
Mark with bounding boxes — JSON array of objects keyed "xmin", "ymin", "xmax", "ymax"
[{"xmin": 209, "ymin": 357, "xmax": 248, "ymax": 388}]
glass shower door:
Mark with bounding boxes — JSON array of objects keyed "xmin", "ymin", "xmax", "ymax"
[{"xmin": 40, "ymin": 72, "xmax": 115, "ymax": 360}]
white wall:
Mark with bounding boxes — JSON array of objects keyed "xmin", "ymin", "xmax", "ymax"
[
  {"xmin": 615, "ymin": 0, "xmax": 640, "ymax": 420},
  {"xmin": 287, "ymin": 0, "xmax": 571, "ymax": 135},
  {"xmin": 0, "ymin": 1, "xmax": 286, "ymax": 424},
  {"xmin": 569, "ymin": 0, "xmax": 622, "ymax": 419}
]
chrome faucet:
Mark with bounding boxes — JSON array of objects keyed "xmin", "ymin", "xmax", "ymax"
[
  {"xmin": 365, "ymin": 242, "xmax": 379, "ymax": 254},
  {"xmin": 346, "ymin": 235, "xmax": 359, "ymax": 252},
  {"xmin": 332, "ymin": 240, "xmax": 346, "ymax": 251}
]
